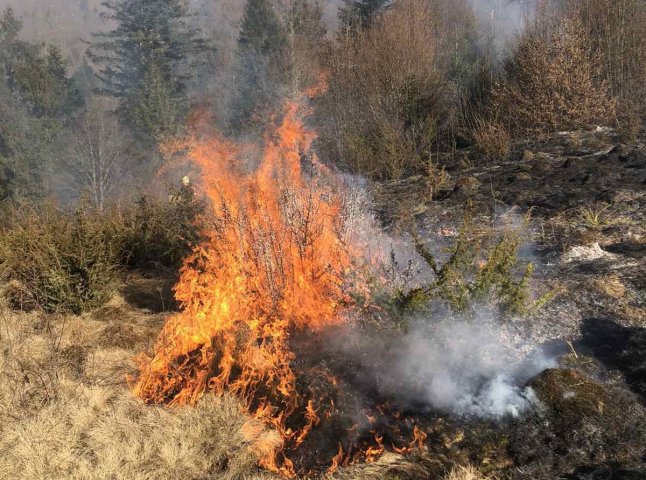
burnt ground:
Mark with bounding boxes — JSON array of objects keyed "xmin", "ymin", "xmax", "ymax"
[{"xmin": 369, "ymin": 128, "xmax": 646, "ymax": 479}]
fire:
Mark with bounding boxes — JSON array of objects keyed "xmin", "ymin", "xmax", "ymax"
[{"xmin": 133, "ymin": 92, "xmax": 427, "ymax": 476}]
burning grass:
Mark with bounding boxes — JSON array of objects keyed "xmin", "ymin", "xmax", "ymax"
[{"xmin": 0, "ymin": 283, "xmax": 492, "ymax": 480}]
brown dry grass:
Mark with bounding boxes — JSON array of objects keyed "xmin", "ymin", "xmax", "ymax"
[
  {"xmin": 471, "ymin": 118, "xmax": 511, "ymax": 162},
  {"xmin": 0, "ymin": 294, "xmax": 274, "ymax": 480},
  {"xmin": 0, "ymin": 290, "xmax": 451, "ymax": 480},
  {"xmin": 444, "ymin": 465, "xmax": 493, "ymax": 480}
]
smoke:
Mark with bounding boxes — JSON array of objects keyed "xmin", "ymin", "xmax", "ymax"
[
  {"xmin": 325, "ymin": 310, "xmax": 555, "ymax": 421},
  {"xmin": 328, "ymin": 183, "xmax": 555, "ymax": 420},
  {"xmin": 471, "ymin": 0, "xmax": 538, "ymax": 56},
  {"xmin": 386, "ymin": 314, "xmax": 555, "ymax": 418}
]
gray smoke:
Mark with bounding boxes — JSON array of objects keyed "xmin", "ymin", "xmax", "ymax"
[
  {"xmin": 328, "ymin": 311, "xmax": 555, "ymax": 420},
  {"xmin": 386, "ymin": 314, "xmax": 555, "ymax": 418},
  {"xmin": 336, "ymin": 186, "xmax": 554, "ymax": 420},
  {"xmin": 471, "ymin": 0, "xmax": 537, "ymax": 56}
]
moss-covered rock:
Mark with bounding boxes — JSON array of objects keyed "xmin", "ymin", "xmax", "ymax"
[
  {"xmin": 531, "ymin": 369, "xmax": 607, "ymax": 418},
  {"xmin": 508, "ymin": 369, "xmax": 646, "ymax": 480}
]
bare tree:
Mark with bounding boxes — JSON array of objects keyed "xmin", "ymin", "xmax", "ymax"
[{"xmin": 68, "ymin": 99, "xmax": 126, "ymax": 210}]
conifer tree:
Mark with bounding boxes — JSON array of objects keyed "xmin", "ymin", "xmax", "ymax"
[
  {"xmin": 0, "ymin": 8, "xmax": 79, "ymax": 200},
  {"xmin": 338, "ymin": 0, "xmax": 392, "ymax": 31},
  {"xmin": 284, "ymin": 0, "xmax": 327, "ymax": 94},
  {"xmin": 231, "ymin": 0, "xmax": 287, "ymax": 131},
  {"xmin": 88, "ymin": 0, "xmax": 207, "ymax": 142}
]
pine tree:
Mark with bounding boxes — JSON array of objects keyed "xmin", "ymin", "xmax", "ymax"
[
  {"xmin": 0, "ymin": 8, "xmax": 79, "ymax": 201},
  {"xmin": 284, "ymin": 0, "xmax": 327, "ymax": 94},
  {"xmin": 231, "ymin": 0, "xmax": 287, "ymax": 131},
  {"xmin": 0, "ymin": 9, "xmax": 80, "ymax": 118},
  {"xmin": 88, "ymin": 0, "xmax": 207, "ymax": 141},
  {"xmin": 338, "ymin": 0, "xmax": 392, "ymax": 31}
]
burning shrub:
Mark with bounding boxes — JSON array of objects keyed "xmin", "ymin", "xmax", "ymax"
[
  {"xmin": 0, "ymin": 202, "xmax": 120, "ymax": 314},
  {"xmin": 132, "ymin": 97, "xmax": 432, "ymax": 476},
  {"xmin": 489, "ymin": 12, "xmax": 616, "ymax": 137}
]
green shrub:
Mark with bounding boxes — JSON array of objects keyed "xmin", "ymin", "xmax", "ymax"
[
  {"xmin": 118, "ymin": 185, "xmax": 205, "ymax": 271},
  {"xmin": 0, "ymin": 186, "xmax": 205, "ymax": 313},
  {"xmin": 0, "ymin": 202, "xmax": 120, "ymax": 314},
  {"xmin": 401, "ymin": 212, "xmax": 548, "ymax": 316}
]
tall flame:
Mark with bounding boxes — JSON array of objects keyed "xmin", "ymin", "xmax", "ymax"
[{"xmin": 133, "ymin": 96, "xmax": 357, "ymax": 475}]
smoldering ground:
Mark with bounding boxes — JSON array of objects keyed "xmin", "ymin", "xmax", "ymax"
[{"xmin": 316, "ymin": 311, "xmax": 556, "ymax": 422}]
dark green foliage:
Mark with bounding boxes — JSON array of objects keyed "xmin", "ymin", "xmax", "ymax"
[
  {"xmin": 0, "ymin": 9, "xmax": 81, "ymax": 118},
  {"xmin": 231, "ymin": 0, "xmax": 287, "ymax": 131},
  {"xmin": 338, "ymin": 0, "xmax": 392, "ymax": 31},
  {"xmin": 0, "ymin": 83, "xmax": 46, "ymax": 201},
  {"xmin": 283, "ymin": 0, "xmax": 327, "ymax": 93},
  {"xmin": 0, "ymin": 8, "xmax": 80, "ymax": 201},
  {"xmin": 0, "ymin": 187, "xmax": 205, "ymax": 313},
  {"xmin": 88, "ymin": 0, "xmax": 207, "ymax": 142}
]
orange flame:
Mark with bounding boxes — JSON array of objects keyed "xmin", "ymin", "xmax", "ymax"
[
  {"xmin": 133, "ymin": 88, "xmax": 427, "ymax": 476},
  {"xmin": 133, "ymin": 95, "xmax": 358, "ymax": 476}
]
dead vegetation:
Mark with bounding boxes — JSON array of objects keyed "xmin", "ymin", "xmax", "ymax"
[
  {"xmin": 489, "ymin": 12, "xmax": 616, "ymax": 138},
  {"xmin": 0, "ymin": 298, "xmax": 272, "ymax": 480},
  {"xmin": 0, "ymin": 293, "xmax": 496, "ymax": 480},
  {"xmin": 470, "ymin": 118, "xmax": 511, "ymax": 162},
  {"xmin": 317, "ymin": 0, "xmax": 478, "ymax": 180}
]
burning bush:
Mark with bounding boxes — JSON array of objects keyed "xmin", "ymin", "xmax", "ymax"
[{"xmin": 131, "ymin": 96, "xmax": 435, "ymax": 476}]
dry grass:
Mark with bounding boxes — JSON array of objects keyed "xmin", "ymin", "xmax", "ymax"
[
  {"xmin": 444, "ymin": 465, "xmax": 493, "ymax": 480},
  {"xmin": 0, "ymin": 296, "xmax": 274, "ymax": 480},
  {"xmin": 0, "ymin": 291, "xmax": 447, "ymax": 480},
  {"xmin": 471, "ymin": 118, "xmax": 511, "ymax": 162}
]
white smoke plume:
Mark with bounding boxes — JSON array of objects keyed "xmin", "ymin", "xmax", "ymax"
[
  {"xmin": 327, "ymin": 311, "xmax": 555, "ymax": 420},
  {"xmin": 334, "ymin": 181, "xmax": 554, "ymax": 420},
  {"xmin": 471, "ymin": 0, "xmax": 538, "ymax": 56},
  {"xmin": 387, "ymin": 314, "xmax": 555, "ymax": 418}
]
